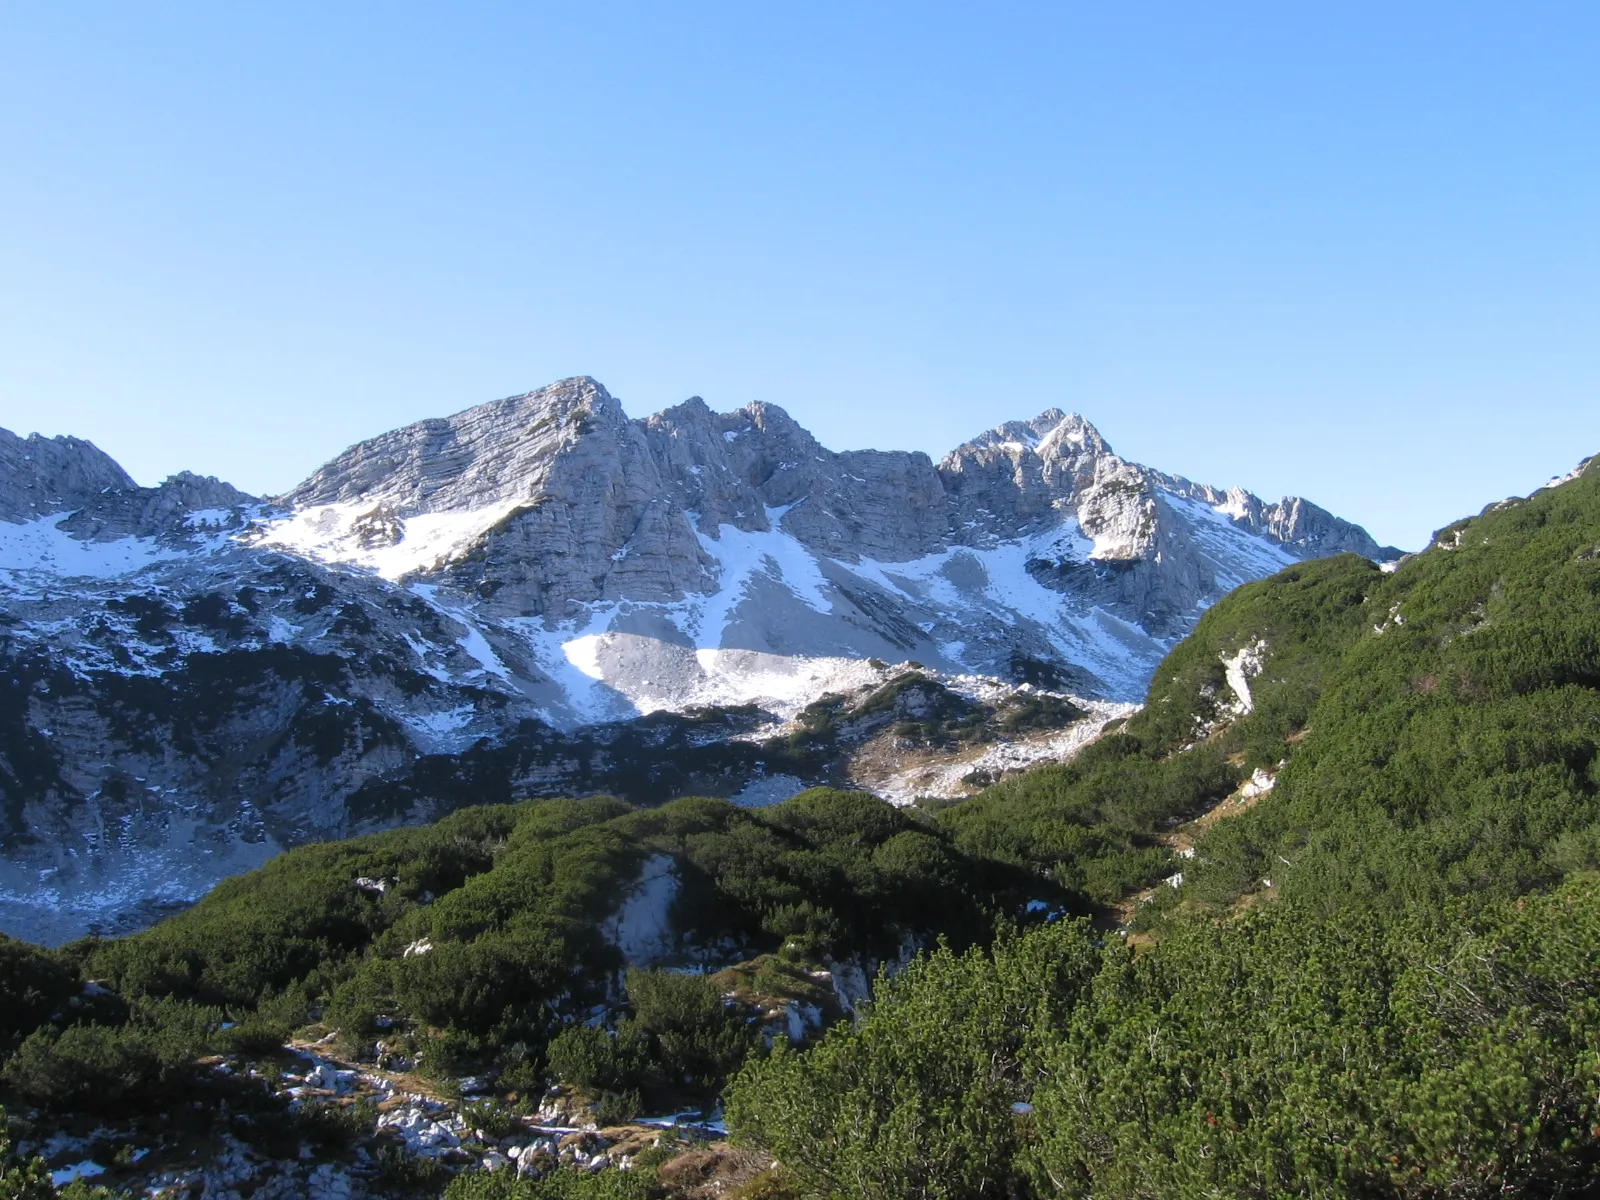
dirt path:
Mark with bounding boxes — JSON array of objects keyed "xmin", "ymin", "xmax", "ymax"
[{"xmin": 1108, "ymin": 765, "xmax": 1279, "ymax": 930}]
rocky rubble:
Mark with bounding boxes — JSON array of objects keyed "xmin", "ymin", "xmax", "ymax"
[{"xmin": 17, "ymin": 1036, "xmax": 720, "ymax": 1199}]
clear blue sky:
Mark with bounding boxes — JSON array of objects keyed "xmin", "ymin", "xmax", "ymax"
[{"xmin": 2, "ymin": 3, "xmax": 1596, "ymax": 550}]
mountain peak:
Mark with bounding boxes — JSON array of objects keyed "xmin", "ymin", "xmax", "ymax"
[
  {"xmin": 0, "ymin": 376, "xmax": 1403, "ymax": 942},
  {"xmin": 0, "ymin": 426, "xmax": 138, "ymax": 522},
  {"xmin": 280, "ymin": 376, "xmax": 622, "ymax": 514},
  {"xmin": 256, "ymin": 375, "xmax": 1394, "ymax": 611},
  {"xmin": 1034, "ymin": 410, "xmax": 1110, "ymax": 456},
  {"xmin": 736, "ymin": 399, "xmax": 814, "ymax": 442},
  {"xmin": 947, "ymin": 409, "xmax": 1111, "ymax": 459}
]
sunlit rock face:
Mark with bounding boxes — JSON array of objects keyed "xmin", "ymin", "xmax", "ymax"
[{"xmin": 0, "ymin": 376, "xmax": 1396, "ymax": 942}]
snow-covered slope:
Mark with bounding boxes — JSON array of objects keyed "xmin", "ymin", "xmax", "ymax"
[{"xmin": 0, "ymin": 378, "xmax": 1399, "ymax": 941}]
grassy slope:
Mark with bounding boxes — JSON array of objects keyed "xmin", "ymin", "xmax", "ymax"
[
  {"xmin": 0, "ymin": 789, "xmax": 1037, "ymax": 1115},
  {"xmin": 1189, "ymin": 464, "xmax": 1600, "ymax": 918}
]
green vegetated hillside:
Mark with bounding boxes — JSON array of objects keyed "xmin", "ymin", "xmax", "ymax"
[
  {"xmin": 5, "ymin": 457, "xmax": 1600, "ymax": 1199},
  {"xmin": 731, "ymin": 458, "xmax": 1600, "ymax": 1198},
  {"xmin": 2, "ymin": 789, "xmax": 1032, "ymax": 1104},
  {"xmin": 0, "ymin": 788, "xmax": 1044, "ymax": 1195}
]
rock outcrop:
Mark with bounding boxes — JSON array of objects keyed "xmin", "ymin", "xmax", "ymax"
[{"xmin": 0, "ymin": 428, "xmax": 136, "ymax": 522}]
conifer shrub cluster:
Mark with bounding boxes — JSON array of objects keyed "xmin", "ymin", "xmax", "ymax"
[
  {"xmin": 544, "ymin": 968, "xmax": 757, "ymax": 1117},
  {"xmin": 729, "ymin": 882, "xmax": 1600, "ymax": 1199},
  {"xmin": 0, "ymin": 788, "xmax": 1033, "ymax": 1138},
  {"xmin": 724, "ymin": 466, "xmax": 1600, "ymax": 1197}
]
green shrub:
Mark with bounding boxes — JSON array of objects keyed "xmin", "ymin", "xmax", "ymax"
[
  {"xmin": 444, "ymin": 1163, "xmax": 657, "ymax": 1199},
  {"xmin": 0, "ymin": 1105, "xmax": 57, "ymax": 1200},
  {"xmin": 727, "ymin": 923, "xmax": 1099, "ymax": 1200},
  {"xmin": 592, "ymin": 1088, "xmax": 640, "ymax": 1126},
  {"xmin": 0, "ymin": 938, "xmax": 80, "ymax": 1053},
  {"xmin": 298, "ymin": 1097, "xmax": 376, "ymax": 1150},
  {"xmin": 0, "ymin": 995, "xmax": 231, "ymax": 1115},
  {"xmin": 624, "ymin": 968, "xmax": 757, "ymax": 1099},
  {"xmin": 373, "ymin": 1144, "xmax": 449, "ymax": 1195},
  {"xmin": 463, "ymin": 1099, "xmax": 519, "ymax": 1140},
  {"xmin": 732, "ymin": 883, "xmax": 1600, "ymax": 1199},
  {"xmin": 727, "ymin": 469, "xmax": 1600, "ymax": 1196},
  {"xmin": 545, "ymin": 1024, "xmax": 649, "ymax": 1095},
  {"xmin": 543, "ymin": 971, "xmax": 757, "ymax": 1110},
  {"xmin": 6, "ymin": 1022, "xmax": 175, "ymax": 1113},
  {"xmin": 1020, "ymin": 881, "xmax": 1600, "ymax": 1199}
]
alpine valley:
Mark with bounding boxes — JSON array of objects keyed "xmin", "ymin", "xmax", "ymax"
[
  {"xmin": 1, "ymin": 382, "xmax": 1598, "ymax": 1200},
  {"xmin": 0, "ymin": 378, "xmax": 1393, "ymax": 943}
]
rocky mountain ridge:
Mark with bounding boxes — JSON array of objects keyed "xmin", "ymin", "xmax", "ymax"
[
  {"xmin": 268, "ymin": 378, "xmax": 1388, "ymax": 614},
  {"xmin": 0, "ymin": 377, "xmax": 1396, "ymax": 942}
]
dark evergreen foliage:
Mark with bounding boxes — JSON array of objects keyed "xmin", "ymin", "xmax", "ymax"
[{"xmin": 725, "ymin": 467, "xmax": 1600, "ymax": 1196}]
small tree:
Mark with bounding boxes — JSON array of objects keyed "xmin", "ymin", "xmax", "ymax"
[{"xmin": 0, "ymin": 1105, "xmax": 56, "ymax": 1200}]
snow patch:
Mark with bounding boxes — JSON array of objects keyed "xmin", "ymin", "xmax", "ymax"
[
  {"xmin": 1221, "ymin": 640, "xmax": 1269, "ymax": 716},
  {"xmin": 256, "ymin": 499, "xmax": 522, "ymax": 581},
  {"xmin": 1215, "ymin": 487, "xmax": 1253, "ymax": 522},
  {"xmin": 1544, "ymin": 457, "xmax": 1595, "ymax": 491},
  {"xmin": 728, "ymin": 774, "xmax": 809, "ymax": 808},
  {"xmin": 406, "ymin": 705, "xmax": 476, "ymax": 737},
  {"xmin": 410, "ymin": 584, "xmax": 511, "ymax": 680},
  {"xmin": 266, "ymin": 615, "xmax": 300, "ymax": 643},
  {"xmin": 562, "ymin": 633, "xmax": 607, "ymax": 680},
  {"xmin": 502, "ymin": 604, "xmax": 643, "ymax": 724},
  {"xmin": 1163, "ymin": 494, "xmax": 1298, "ymax": 589},
  {"xmin": 50, "ymin": 1161, "xmax": 106, "ymax": 1187},
  {"xmin": 864, "ymin": 697, "xmax": 1136, "ymax": 806},
  {"xmin": 692, "ymin": 509, "xmax": 835, "ymax": 645},
  {"xmin": 0, "ymin": 515, "xmax": 188, "ymax": 579},
  {"xmin": 604, "ymin": 854, "xmax": 681, "ymax": 966}
]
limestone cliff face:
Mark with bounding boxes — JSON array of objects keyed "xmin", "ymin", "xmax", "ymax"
[
  {"xmin": 933, "ymin": 406, "xmax": 1385, "ymax": 562},
  {"xmin": 0, "ymin": 376, "xmax": 1402, "ymax": 942},
  {"xmin": 285, "ymin": 377, "xmax": 613, "ymax": 514},
  {"xmin": 936, "ymin": 409, "xmax": 1114, "ymax": 538}
]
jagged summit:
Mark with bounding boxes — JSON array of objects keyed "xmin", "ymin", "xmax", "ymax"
[
  {"xmin": 259, "ymin": 382, "xmax": 1392, "ymax": 591},
  {"xmin": 0, "ymin": 424, "xmax": 258, "ymax": 547},
  {"xmin": 0, "ymin": 426, "xmax": 137, "ymax": 522},
  {"xmin": 952, "ymin": 409, "xmax": 1109, "ymax": 458}
]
